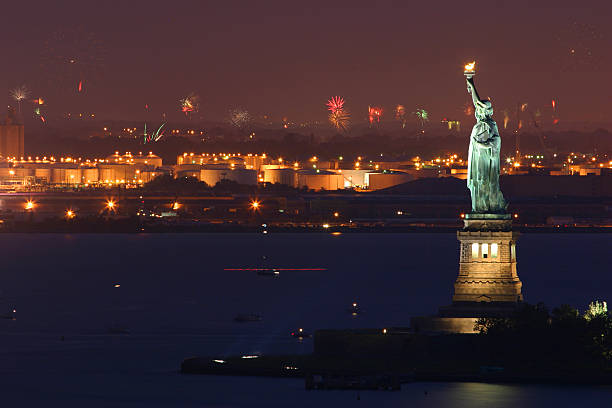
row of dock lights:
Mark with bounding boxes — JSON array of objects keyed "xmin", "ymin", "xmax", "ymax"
[
  {"xmin": 23, "ymin": 199, "xmax": 262, "ymax": 215},
  {"xmin": 24, "ymin": 200, "xmax": 116, "ymax": 212}
]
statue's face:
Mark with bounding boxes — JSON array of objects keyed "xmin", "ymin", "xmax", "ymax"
[
  {"xmin": 476, "ymin": 102, "xmax": 493, "ymax": 120},
  {"xmin": 482, "ymin": 101, "xmax": 493, "ymax": 117}
]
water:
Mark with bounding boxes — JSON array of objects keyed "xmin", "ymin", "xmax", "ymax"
[{"xmin": 0, "ymin": 232, "xmax": 610, "ymax": 406}]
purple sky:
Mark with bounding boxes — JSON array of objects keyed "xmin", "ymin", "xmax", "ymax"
[{"xmin": 1, "ymin": 0, "xmax": 611, "ymax": 124}]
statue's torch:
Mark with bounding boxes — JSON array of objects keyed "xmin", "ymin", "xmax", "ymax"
[{"xmin": 464, "ymin": 61, "xmax": 476, "ymax": 79}]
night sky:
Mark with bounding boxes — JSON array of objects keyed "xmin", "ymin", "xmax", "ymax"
[{"xmin": 1, "ymin": 0, "xmax": 611, "ymax": 124}]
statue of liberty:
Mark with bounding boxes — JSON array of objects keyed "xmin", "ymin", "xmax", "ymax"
[{"xmin": 465, "ymin": 76, "xmax": 507, "ymax": 214}]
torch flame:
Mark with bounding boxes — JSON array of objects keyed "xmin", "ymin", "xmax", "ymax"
[{"xmin": 464, "ymin": 61, "xmax": 476, "ymax": 71}]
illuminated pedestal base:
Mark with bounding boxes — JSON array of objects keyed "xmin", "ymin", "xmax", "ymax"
[{"xmin": 411, "ymin": 214, "xmax": 523, "ymax": 334}]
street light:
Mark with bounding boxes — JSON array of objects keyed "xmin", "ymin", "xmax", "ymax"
[
  {"xmin": 250, "ymin": 200, "xmax": 260, "ymax": 210},
  {"xmin": 25, "ymin": 200, "xmax": 35, "ymax": 210}
]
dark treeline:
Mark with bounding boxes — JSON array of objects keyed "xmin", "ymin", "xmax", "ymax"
[
  {"xmin": 476, "ymin": 302, "xmax": 612, "ymax": 371},
  {"xmin": 142, "ymin": 174, "xmax": 305, "ymax": 195}
]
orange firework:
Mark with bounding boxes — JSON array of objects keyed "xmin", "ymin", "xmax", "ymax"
[
  {"xmin": 329, "ymin": 109, "xmax": 350, "ymax": 132},
  {"xmin": 368, "ymin": 106, "xmax": 382, "ymax": 125},
  {"xmin": 395, "ymin": 105, "xmax": 406, "ymax": 128}
]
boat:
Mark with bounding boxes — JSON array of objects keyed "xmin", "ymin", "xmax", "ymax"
[
  {"xmin": 256, "ymin": 269, "xmax": 280, "ymax": 277},
  {"xmin": 291, "ymin": 328, "xmax": 311, "ymax": 339},
  {"xmin": 234, "ymin": 313, "xmax": 262, "ymax": 322},
  {"xmin": 0, "ymin": 308, "xmax": 16, "ymax": 320},
  {"xmin": 347, "ymin": 302, "xmax": 362, "ymax": 316}
]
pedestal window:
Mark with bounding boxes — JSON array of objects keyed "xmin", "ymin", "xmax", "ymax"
[
  {"xmin": 481, "ymin": 243, "xmax": 488, "ymax": 258},
  {"xmin": 491, "ymin": 243, "xmax": 498, "ymax": 258}
]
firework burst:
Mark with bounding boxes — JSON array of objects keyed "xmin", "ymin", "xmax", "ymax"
[
  {"xmin": 463, "ymin": 101, "xmax": 474, "ymax": 117},
  {"xmin": 229, "ymin": 108, "xmax": 251, "ymax": 130},
  {"xmin": 329, "ymin": 109, "xmax": 350, "ymax": 132},
  {"xmin": 11, "ymin": 85, "xmax": 29, "ymax": 102},
  {"xmin": 11, "ymin": 85, "xmax": 30, "ymax": 114},
  {"xmin": 394, "ymin": 104, "xmax": 406, "ymax": 128},
  {"xmin": 33, "ymin": 106, "xmax": 47, "ymax": 123},
  {"xmin": 180, "ymin": 93, "xmax": 200, "ymax": 118},
  {"xmin": 368, "ymin": 106, "xmax": 382, "ymax": 126},
  {"xmin": 143, "ymin": 123, "xmax": 166, "ymax": 144},
  {"xmin": 326, "ymin": 96, "xmax": 345, "ymax": 114},
  {"xmin": 414, "ymin": 108, "xmax": 428, "ymax": 125},
  {"xmin": 503, "ymin": 110, "xmax": 510, "ymax": 129}
]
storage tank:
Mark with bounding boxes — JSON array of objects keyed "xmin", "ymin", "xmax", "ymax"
[
  {"xmin": 0, "ymin": 167, "xmax": 31, "ymax": 181},
  {"xmin": 97, "ymin": 164, "xmax": 134, "ymax": 183},
  {"xmin": 336, "ymin": 169, "xmax": 371, "ymax": 188},
  {"xmin": 243, "ymin": 154, "xmax": 268, "ymax": 171},
  {"xmin": 178, "ymin": 154, "xmax": 209, "ymax": 165},
  {"xmin": 81, "ymin": 167, "xmax": 99, "ymax": 183},
  {"xmin": 51, "ymin": 166, "xmax": 82, "ymax": 185},
  {"xmin": 175, "ymin": 170, "xmax": 201, "ymax": 179},
  {"xmin": 263, "ymin": 167, "xmax": 296, "ymax": 187},
  {"xmin": 134, "ymin": 152, "xmax": 163, "ymax": 167},
  {"xmin": 34, "ymin": 167, "xmax": 52, "ymax": 183},
  {"xmin": 106, "ymin": 152, "xmax": 124, "ymax": 163},
  {"xmin": 297, "ymin": 169, "xmax": 343, "ymax": 191},
  {"xmin": 174, "ymin": 164, "xmax": 203, "ymax": 178},
  {"xmin": 139, "ymin": 170, "xmax": 160, "ymax": 183},
  {"xmin": 12, "ymin": 167, "xmax": 32, "ymax": 178},
  {"xmin": 226, "ymin": 156, "xmax": 246, "ymax": 168},
  {"xmin": 200, "ymin": 165, "xmax": 257, "ymax": 187},
  {"xmin": 366, "ymin": 171, "xmax": 414, "ymax": 191}
]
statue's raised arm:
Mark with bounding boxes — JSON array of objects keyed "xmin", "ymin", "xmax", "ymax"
[{"xmin": 466, "ymin": 77, "xmax": 487, "ymax": 110}]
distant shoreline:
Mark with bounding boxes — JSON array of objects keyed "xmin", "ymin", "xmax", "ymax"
[
  {"xmin": 0, "ymin": 223, "xmax": 610, "ymax": 234},
  {"xmin": 181, "ymin": 354, "xmax": 612, "ymax": 386}
]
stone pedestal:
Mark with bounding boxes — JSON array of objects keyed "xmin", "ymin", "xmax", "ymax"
[{"xmin": 411, "ymin": 214, "xmax": 524, "ymax": 333}]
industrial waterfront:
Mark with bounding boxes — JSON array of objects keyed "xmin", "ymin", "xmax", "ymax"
[{"xmin": 0, "ymin": 232, "xmax": 610, "ymax": 406}]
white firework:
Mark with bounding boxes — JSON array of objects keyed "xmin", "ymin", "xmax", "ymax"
[
  {"xmin": 10, "ymin": 85, "xmax": 30, "ymax": 113},
  {"xmin": 229, "ymin": 108, "xmax": 251, "ymax": 129}
]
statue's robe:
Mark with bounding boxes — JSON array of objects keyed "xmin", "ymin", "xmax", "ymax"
[{"xmin": 467, "ymin": 117, "xmax": 507, "ymax": 213}]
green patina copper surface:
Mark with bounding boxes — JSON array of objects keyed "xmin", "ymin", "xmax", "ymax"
[{"xmin": 466, "ymin": 77, "xmax": 507, "ymax": 214}]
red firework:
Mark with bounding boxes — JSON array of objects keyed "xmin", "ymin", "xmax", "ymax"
[
  {"xmin": 368, "ymin": 106, "xmax": 383, "ymax": 124},
  {"xmin": 326, "ymin": 96, "xmax": 345, "ymax": 113}
]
